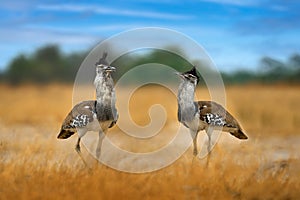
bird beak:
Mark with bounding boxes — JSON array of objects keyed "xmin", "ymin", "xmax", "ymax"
[
  {"xmin": 174, "ymin": 71, "xmax": 184, "ymax": 78},
  {"xmin": 105, "ymin": 66, "xmax": 116, "ymax": 72}
]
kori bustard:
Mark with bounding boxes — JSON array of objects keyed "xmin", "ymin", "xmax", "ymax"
[
  {"xmin": 57, "ymin": 52, "xmax": 118, "ymax": 163},
  {"xmin": 176, "ymin": 67, "xmax": 248, "ymax": 158}
]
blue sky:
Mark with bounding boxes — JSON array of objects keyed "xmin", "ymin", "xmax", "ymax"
[{"xmin": 1, "ymin": 0, "xmax": 300, "ymax": 72}]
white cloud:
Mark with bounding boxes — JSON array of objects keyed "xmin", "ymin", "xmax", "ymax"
[
  {"xmin": 37, "ymin": 4, "xmax": 193, "ymax": 20},
  {"xmin": 270, "ymin": 5, "xmax": 289, "ymax": 12},
  {"xmin": 0, "ymin": 27, "xmax": 100, "ymax": 69},
  {"xmin": 0, "ymin": 27, "xmax": 99, "ymax": 46},
  {"xmin": 22, "ymin": 24, "xmax": 157, "ymax": 36},
  {"xmin": 198, "ymin": 0, "xmax": 259, "ymax": 6},
  {"xmin": 0, "ymin": 1, "xmax": 36, "ymax": 11}
]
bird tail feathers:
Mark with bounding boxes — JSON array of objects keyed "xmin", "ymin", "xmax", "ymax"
[
  {"xmin": 57, "ymin": 129, "xmax": 75, "ymax": 139},
  {"xmin": 230, "ymin": 129, "xmax": 248, "ymax": 140}
]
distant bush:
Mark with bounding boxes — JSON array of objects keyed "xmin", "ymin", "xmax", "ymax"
[
  {"xmin": 0, "ymin": 44, "xmax": 299, "ymax": 85},
  {"xmin": 222, "ymin": 54, "xmax": 300, "ymax": 84},
  {"xmin": 2, "ymin": 45, "xmax": 86, "ymax": 85}
]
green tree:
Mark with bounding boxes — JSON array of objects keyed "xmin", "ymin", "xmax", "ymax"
[
  {"xmin": 288, "ymin": 54, "xmax": 300, "ymax": 82},
  {"xmin": 260, "ymin": 57, "xmax": 287, "ymax": 82},
  {"xmin": 6, "ymin": 54, "xmax": 33, "ymax": 84},
  {"xmin": 33, "ymin": 45, "xmax": 63, "ymax": 82},
  {"xmin": 3, "ymin": 44, "xmax": 82, "ymax": 84},
  {"xmin": 289, "ymin": 54, "xmax": 300, "ymax": 69}
]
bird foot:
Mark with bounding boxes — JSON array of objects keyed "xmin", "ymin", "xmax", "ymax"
[
  {"xmin": 193, "ymin": 149, "xmax": 198, "ymax": 156},
  {"xmin": 96, "ymin": 152, "xmax": 100, "ymax": 159},
  {"xmin": 75, "ymin": 145, "xmax": 81, "ymax": 153}
]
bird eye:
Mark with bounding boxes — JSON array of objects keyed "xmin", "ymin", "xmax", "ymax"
[{"xmin": 184, "ymin": 74, "xmax": 196, "ymax": 79}]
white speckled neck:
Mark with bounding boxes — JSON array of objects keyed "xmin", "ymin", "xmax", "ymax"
[
  {"xmin": 93, "ymin": 72, "xmax": 117, "ymax": 121},
  {"xmin": 177, "ymin": 80, "xmax": 197, "ymax": 122}
]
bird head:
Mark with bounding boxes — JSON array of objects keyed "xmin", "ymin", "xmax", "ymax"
[
  {"xmin": 95, "ymin": 52, "xmax": 116, "ymax": 76},
  {"xmin": 175, "ymin": 66, "xmax": 200, "ymax": 85}
]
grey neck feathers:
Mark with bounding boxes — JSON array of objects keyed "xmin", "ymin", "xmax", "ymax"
[
  {"xmin": 177, "ymin": 80, "xmax": 197, "ymax": 122},
  {"xmin": 94, "ymin": 72, "xmax": 117, "ymax": 121}
]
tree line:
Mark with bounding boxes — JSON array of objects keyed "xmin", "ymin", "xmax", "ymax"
[
  {"xmin": 222, "ymin": 55, "xmax": 300, "ymax": 84},
  {"xmin": 1, "ymin": 45, "xmax": 85, "ymax": 84},
  {"xmin": 1, "ymin": 44, "xmax": 299, "ymax": 85}
]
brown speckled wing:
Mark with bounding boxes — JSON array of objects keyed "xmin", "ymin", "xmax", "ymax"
[{"xmin": 197, "ymin": 101, "xmax": 240, "ymax": 128}]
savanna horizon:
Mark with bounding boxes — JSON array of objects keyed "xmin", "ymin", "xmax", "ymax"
[{"xmin": 0, "ymin": 84, "xmax": 299, "ymax": 199}]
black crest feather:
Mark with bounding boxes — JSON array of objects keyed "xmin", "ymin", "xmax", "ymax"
[
  {"xmin": 96, "ymin": 51, "xmax": 109, "ymax": 66},
  {"xmin": 183, "ymin": 66, "xmax": 200, "ymax": 83},
  {"xmin": 187, "ymin": 66, "xmax": 199, "ymax": 78}
]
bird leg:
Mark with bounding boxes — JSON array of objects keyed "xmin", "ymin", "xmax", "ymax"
[
  {"xmin": 75, "ymin": 138, "xmax": 81, "ymax": 153},
  {"xmin": 96, "ymin": 130, "xmax": 105, "ymax": 159},
  {"xmin": 205, "ymin": 127, "xmax": 213, "ymax": 167},
  {"xmin": 193, "ymin": 137, "xmax": 198, "ymax": 156},
  {"xmin": 205, "ymin": 126, "xmax": 214, "ymax": 153},
  {"xmin": 190, "ymin": 130, "xmax": 198, "ymax": 156},
  {"xmin": 207, "ymin": 133, "xmax": 212, "ymax": 154},
  {"xmin": 75, "ymin": 137, "xmax": 88, "ymax": 167}
]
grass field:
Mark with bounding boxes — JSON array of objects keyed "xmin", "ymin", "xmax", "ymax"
[{"xmin": 0, "ymin": 84, "xmax": 300, "ymax": 199}]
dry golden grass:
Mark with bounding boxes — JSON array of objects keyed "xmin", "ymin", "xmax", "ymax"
[{"xmin": 0, "ymin": 84, "xmax": 300, "ymax": 199}]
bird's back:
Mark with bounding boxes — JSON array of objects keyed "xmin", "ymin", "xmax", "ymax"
[
  {"xmin": 57, "ymin": 100, "xmax": 97, "ymax": 139},
  {"xmin": 197, "ymin": 101, "xmax": 248, "ymax": 139},
  {"xmin": 57, "ymin": 100, "xmax": 118, "ymax": 139}
]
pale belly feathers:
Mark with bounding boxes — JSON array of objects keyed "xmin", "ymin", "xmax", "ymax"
[
  {"xmin": 184, "ymin": 112, "xmax": 207, "ymax": 132},
  {"xmin": 77, "ymin": 113, "xmax": 113, "ymax": 138}
]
